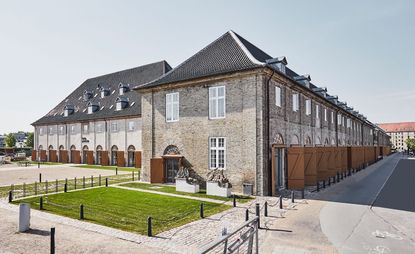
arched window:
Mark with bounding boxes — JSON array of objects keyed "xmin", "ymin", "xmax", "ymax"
[
  {"xmin": 305, "ymin": 136, "xmax": 312, "ymax": 146},
  {"xmin": 127, "ymin": 145, "xmax": 136, "ymax": 167},
  {"xmin": 291, "ymin": 135, "xmax": 299, "ymax": 145},
  {"xmin": 273, "ymin": 133, "xmax": 284, "ymax": 145},
  {"xmin": 325, "ymin": 138, "xmax": 329, "ymax": 146},
  {"xmin": 111, "ymin": 145, "xmax": 118, "ymax": 165},
  {"xmin": 38, "ymin": 145, "xmax": 43, "ymax": 150},
  {"xmin": 48, "ymin": 145, "xmax": 54, "ymax": 150},
  {"xmin": 315, "ymin": 136, "xmax": 321, "ymax": 145},
  {"xmin": 96, "ymin": 145, "xmax": 103, "ymax": 165},
  {"xmin": 70, "ymin": 145, "xmax": 76, "ymax": 150},
  {"xmin": 163, "ymin": 145, "xmax": 179, "ymax": 155},
  {"xmin": 59, "ymin": 145, "xmax": 65, "ymax": 150}
]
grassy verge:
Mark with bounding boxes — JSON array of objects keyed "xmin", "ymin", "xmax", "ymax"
[
  {"xmin": 119, "ymin": 182, "xmax": 253, "ymax": 203},
  {"xmin": 13, "ymin": 187, "xmax": 229, "ymax": 234},
  {"xmin": 73, "ymin": 165, "xmax": 138, "ymax": 172},
  {"xmin": 0, "ymin": 173, "xmax": 137, "ymax": 199}
]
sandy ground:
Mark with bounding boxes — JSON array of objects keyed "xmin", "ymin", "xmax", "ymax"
[
  {"xmin": 0, "ymin": 206, "xmax": 172, "ymax": 254},
  {"xmin": 0, "ymin": 164, "xmax": 123, "ymax": 186}
]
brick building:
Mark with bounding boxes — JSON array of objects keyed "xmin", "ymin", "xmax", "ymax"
[{"xmin": 135, "ymin": 31, "xmax": 390, "ymax": 195}]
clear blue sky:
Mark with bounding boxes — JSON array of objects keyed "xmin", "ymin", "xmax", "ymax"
[{"xmin": 0, "ymin": 0, "xmax": 414, "ymax": 134}]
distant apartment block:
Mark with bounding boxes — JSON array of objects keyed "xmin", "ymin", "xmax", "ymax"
[{"xmin": 378, "ymin": 122, "xmax": 415, "ymax": 151}]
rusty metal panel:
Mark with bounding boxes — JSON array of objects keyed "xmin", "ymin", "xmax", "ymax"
[
  {"xmin": 287, "ymin": 147, "xmax": 305, "ymax": 189},
  {"xmin": 31, "ymin": 150, "xmax": 37, "ymax": 161},
  {"xmin": 40, "ymin": 150, "xmax": 47, "ymax": 162},
  {"xmin": 72, "ymin": 150, "xmax": 81, "ymax": 164},
  {"xmin": 60, "ymin": 150, "xmax": 68, "ymax": 163},
  {"xmin": 304, "ymin": 147, "xmax": 317, "ymax": 186},
  {"xmin": 135, "ymin": 151, "xmax": 142, "ymax": 168},
  {"xmin": 101, "ymin": 151, "xmax": 109, "ymax": 166},
  {"xmin": 49, "ymin": 150, "xmax": 57, "ymax": 162},
  {"xmin": 87, "ymin": 151, "xmax": 94, "ymax": 165},
  {"xmin": 117, "ymin": 151, "xmax": 125, "ymax": 167},
  {"xmin": 150, "ymin": 158, "xmax": 164, "ymax": 183}
]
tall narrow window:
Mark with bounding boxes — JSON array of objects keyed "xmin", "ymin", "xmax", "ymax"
[
  {"xmin": 316, "ymin": 105, "xmax": 320, "ymax": 119},
  {"xmin": 209, "ymin": 137, "xmax": 226, "ymax": 169},
  {"xmin": 338, "ymin": 114, "xmax": 342, "ymax": 125},
  {"xmin": 59, "ymin": 126, "xmax": 65, "ymax": 135},
  {"xmin": 82, "ymin": 124, "xmax": 89, "ymax": 134},
  {"xmin": 305, "ymin": 99, "xmax": 311, "ymax": 115},
  {"xmin": 128, "ymin": 121, "xmax": 136, "ymax": 131},
  {"xmin": 111, "ymin": 122, "xmax": 118, "ymax": 132},
  {"xmin": 324, "ymin": 108, "xmax": 327, "ymax": 121},
  {"xmin": 96, "ymin": 123, "xmax": 103, "ymax": 133},
  {"xmin": 166, "ymin": 92, "xmax": 179, "ymax": 122},
  {"xmin": 70, "ymin": 125, "xmax": 76, "ymax": 134},
  {"xmin": 331, "ymin": 111, "xmax": 334, "ymax": 124},
  {"xmin": 209, "ymin": 86, "xmax": 225, "ymax": 119},
  {"xmin": 275, "ymin": 86, "xmax": 281, "ymax": 107},
  {"xmin": 292, "ymin": 93, "xmax": 299, "ymax": 112}
]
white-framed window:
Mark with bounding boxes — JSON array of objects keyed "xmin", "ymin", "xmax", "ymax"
[
  {"xmin": 343, "ymin": 117, "xmax": 346, "ymax": 127},
  {"xmin": 292, "ymin": 93, "xmax": 299, "ymax": 112},
  {"xmin": 70, "ymin": 125, "xmax": 76, "ymax": 134},
  {"xmin": 209, "ymin": 137, "xmax": 226, "ymax": 169},
  {"xmin": 82, "ymin": 124, "xmax": 89, "ymax": 134},
  {"xmin": 338, "ymin": 114, "xmax": 342, "ymax": 126},
  {"xmin": 316, "ymin": 105, "xmax": 320, "ymax": 119},
  {"xmin": 166, "ymin": 92, "xmax": 179, "ymax": 122},
  {"xmin": 305, "ymin": 99, "xmax": 311, "ymax": 115},
  {"xmin": 116, "ymin": 102, "xmax": 122, "ymax": 111},
  {"xmin": 209, "ymin": 86, "xmax": 225, "ymax": 119},
  {"xmin": 59, "ymin": 126, "xmax": 65, "ymax": 135},
  {"xmin": 39, "ymin": 128, "xmax": 44, "ymax": 136},
  {"xmin": 331, "ymin": 111, "xmax": 334, "ymax": 124},
  {"xmin": 49, "ymin": 127, "xmax": 54, "ymax": 135},
  {"xmin": 96, "ymin": 123, "xmax": 104, "ymax": 133},
  {"xmin": 275, "ymin": 86, "xmax": 281, "ymax": 107},
  {"xmin": 324, "ymin": 108, "xmax": 327, "ymax": 121},
  {"xmin": 111, "ymin": 122, "xmax": 118, "ymax": 132},
  {"xmin": 128, "ymin": 121, "xmax": 136, "ymax": 131}
]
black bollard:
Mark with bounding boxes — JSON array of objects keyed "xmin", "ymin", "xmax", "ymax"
[
  {"xmin": 65, "ymin": 178, "xmax": 68, "ymax": 186},
  {"xmin": 147, "ymin": 216, "xmax": 152, "ymax": 237},
  {"xmin": 105, "ymin": 178, "xmax": 108, "ymax": 187},
  {"xmin": 99, "ymin": 175, "xmax": 101, "ymax": 186},
  {"xmin": 8, "ymin": 190, "xmax": 12, "ymax": 203},
  {"xmin": 279, "ymin": 195, "xmax": 283, "ymax": 209},
  {"xmin": 64, "ymin": 183, "xmax": 67, "ymax": 193},
  {"xmin": 116, "ymin": 167, "xmax": 118, "ymax": 175},
  {"xmin": 301, "ymin": 189, "xmax": 305, "ymax": 199},
  {"xmin": 80, "ymin": 204, "xmax": 84, "ymax": 220},
  {"xmin": 91, "ymin": 175, "xmax": 93, "ymax": 187},
  {"xmin": 323, "ymin": 180, "xmax": 326, "ymax": 189},
  {"xmin": 200, "ymin": 203, "xmax": 204, "ymax": 218},
  {"xmin": 336, "ymin": 173, "xmax": 340, "ymax": 183},
  {"xmin": 316, "ymin": 181, "xmax": 320, "ymax": 192},
  {"xmin": 83, "ymin": 176, "xmax": 85, "ymax": 188},
  {"xmin": 264, "ymin": 201, "xmax": 268, "ymax": 217},
  {"xmin": 132, "ymin": 171, "xmax": 134, "ymax": 181},
  {"xmin": 38, "ymin": 162, "xmax": 40, "ymax": 169},
  {"xmin": 233, "ymin": 195, "xmax": 236, "ymax": 207},
  {"xmin": 55, "ymin": 179, "xmax": 58, "ymax": 193},
  {"xmin": 39, "ymin": 173, "xmax": 42, "ymax": 183},
  {"xmin": 46, "ymin": 180, "xmax": 48, "ymax": 194},
  {"xmin": 50, "ymin": 227, "xmax": 55, "ymax": 254},
  {"xmin": 23, "ymin": 183, "xmax": 26, "ymax": 197},
  {"xmin": 40, "ymin": 196, "xmax": 43, "ymax": 210},
  {"xmin": 255, "ymin": 203, "xmax": 260, "ymax": 228},
  {"xmin": 291, "ymin": 191, "xmax": 295, "ymax": 203},
  {"xmin": 74, "ymin": 177, "xmax": 77, "ymax": 190},
  {"xmin": 245, "ymin": 209, "xmax": 249, "ymax": 221},
  {"xmin": 328, "ymin": 178, "xmax": 331, "ymax": 186}
]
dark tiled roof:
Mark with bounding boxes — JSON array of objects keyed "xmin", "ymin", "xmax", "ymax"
[
  {"xmin": 136, "ymin": 31, "xmax": 272, "ymax": 89},
  {"xmin": 32, "ymin": 61, "xmax": 171, "ymax": 126}
]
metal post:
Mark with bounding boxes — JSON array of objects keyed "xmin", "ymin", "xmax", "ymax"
[
  {"xmin": 8, "ymin": 190, "xmax": 12, "ymax": 203},
  {"xmin": 336, "ymin": 173, "xmax": 340, "ymax": 183},
  {"xmin": 132, "ymin": 171, "xmax": 134, "ymax": 181},
  {"xmin": 328, "ymin": 178, "xmax": 331, "ymax": 186},
  {"xmin": 38, "ymin": 162, "xmax": 40, "ymax": 169},
  {"xmin": 116, "ymin": 167, "xmax": 118, "ymax": 175},
  {"xmin": 40, "ymin": 196, "xmax": 43, "ymax": 210},
  {"xmin": 91, "ymin": 175, "xmax": 93, "ymax": 187},
  {"xmin": 255, "ymin": 203, "xmax": 260, "ymax": 228},
  {"xmin": 316, "ymin": 181, "xmax": 320, "ymax": 192},
  {"xmin": 74, "ymin": 177, "xmax": 77, "ymax": 190},
  {"xmin": 50, "ymin": 227, "xmax": 55, "ymax": 254},
  {"xmin": 264, "ymin": 201, "xmax": 268, "ymax": 217},
  {"xmin": 200, "ymin": 203, "xmax": 204, "ymax": 218},
  {"xmin": 323, "ymin": 180, "xmax": 326, "ymax": 189},
  {"xmin": 301, "ymin": 189, "xmax": 305, "ymax": 199},
  {"xmin": 99, "ymin": 175, "xmax": 101, "ymax": 186},
  {"xmin": 35, "ymin": 181, "xmax": 38, "ymax": 195},
  {"xmin": 147, "ymin": 216, "xmax": 152, "ymax": 237},
  {"xmin": 46, "ymin": 180, "xmax": 48, "ymax": 194},
  {"xmin": 23, "ymin": 183, "xmax": 26, "ymax": 197},
  {"xmin": 64, "ymin": 183, "xmax": 67, "ymax": 193},
  {"xmin": 291, "ymin": 191, "xmax": 295, "ymax": 203},
  {"xmin": 279, "ymin": 195, "xmax": 283, "ymax": 209},
  {"xmin": 245, "ymin": 209, "xmax": 249, "ymax": 221},
  {"xmin": 83, "ymin": 176, "xmax": 85, "ymax": 188},
  {"xmin": 105, "ymin": 178, "xmax": 108, "ymax": 187},
  {"xmin": 39, "ymin": 173, "xmax": 42, "ymax": 183},
  {"xmin": 55, "ymin": 179, "xmax": 58, "ymax": 193},
  {"xmin": 233, "ymin": 195, "xmax": 236, "ymax": 207},
  {"xmin": 80, "ymin": 204, "xmax": 84, "ymax": 220}
]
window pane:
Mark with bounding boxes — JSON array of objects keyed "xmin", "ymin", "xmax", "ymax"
[
  {"xmin": 210, "ymin": 150, "xmax": 216, "ymax": 168},
  {"xmin": 275, "ymin": 87, "xmax": 281, "ymax": 107},
  {"xmin": 218, "ymin": 98, "xmax": 225, "ymax": 117},
  {"xmin": 218, "ymin": 87, "xmax": 225, "ymax": 97},
  {"xmin": 218, "ymin": 150, "xmax": 224, "ymax": 168},
  {"xmin": 218, "ymin": 138, "xmax": 224, "ymax": 147},
  {"xmin": 173, "ymin": 103, "xmax": 178, "ymax": 120},
  {"xmin": 209, "ymin": 88, "xmax": 216, "ymax": 98},
  {"xmin": 210, "ymin": 138, "xmax": 216, "ymax": 148},
  {"xmin": 210, "ymin": 98, "xmax": 217, "ymax": 118}
]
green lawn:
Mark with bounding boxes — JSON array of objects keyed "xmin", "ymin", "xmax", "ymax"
[
  {"xmin": 73, "ymin": 165, "xmax": 138, "ymax": 172},
  {"xmin": 0, "ymin": 173, "xmax": 135, "ymax": 199},
  {"xmin": 120, "ymin": 182, "xmax": 253, "ymax": 203},
  {"xmin": 13, "ymin": 187, "xmax": 229, "ymax": 235}
]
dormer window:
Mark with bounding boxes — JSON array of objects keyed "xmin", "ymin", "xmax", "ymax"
[
  {"xmin": 118, "ymin": 83, "xmax": 130, "ymax": 95},
  {"xmin": 100, "ymin": 86, "xmax": 110, "ymax": 98},
  {"xmin": 64, "ymin": 105, "xmax": 74, "ymax": 117},
  {"xmin": 115, "ymin": 96, "xmax": 129, "ymax": 111},
  {"xmin": 83, "ymin": 90, "xmax": 93, "ymax": 101},
  {"xmin": 294, "ymin": 74, "xmax": 311, "ymax": 88},
  {"xmin": 87, "ymin": 102, "xmax": 100, "ymax": 114},
  {"xmin": 265, "ymin": 56, "xmax": 288, "ymax": 74}
]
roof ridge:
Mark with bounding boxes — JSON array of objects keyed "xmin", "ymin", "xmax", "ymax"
[{"xmin": 228, "ymin": 30, "xmax": 265, "ymax": 66}]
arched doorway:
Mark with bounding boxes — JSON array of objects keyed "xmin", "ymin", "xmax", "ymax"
[
  {"xmin": 163, "ymin": 145, "xmax": 181, "ymax": 183},
  {"xmin": 272, "ymin": 133, "xmax": 287, "ymax": 195},
  {"xmin": 70, "ymin": 145, "xmax": 76, "ymax": 163},
  {"xmin": 127, "ymin": 145, "xmax": 135, "ymax": 167},
  {"xmin": 59, "ymin": 145, "xmax": 65, "ymax": 162},
  {"xmin": 48, "ymin": 145, "xmax": 54, "ymax": 162},
  {"xmin": 111, "ymin": 145, "xmax": 118, "ymax": 166},
  {"xmin": 96, "ymin": 145, "xmax": 103, "ymax": 165},
  {"xmin": 82, "ymin": 145, "xmax": 89, "ymax": 164}
]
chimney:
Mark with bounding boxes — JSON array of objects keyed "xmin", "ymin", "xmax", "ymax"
[{"xmin": 265, "ymin": 56, "xmax": 288, "ymax": 74}]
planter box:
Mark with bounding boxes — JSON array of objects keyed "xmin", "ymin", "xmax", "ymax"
[
  {"xmin": 243, "ymin": 183, "xmax": 253, "ymax": 196},
  {"xmin": 207, "ymin": 181, "xmax": 232, "ymax": 197},
  {"xmin": 176, "ymin": 178, "xmax": 200, "ymax": 193}
]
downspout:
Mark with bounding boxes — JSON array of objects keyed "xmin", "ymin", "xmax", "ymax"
[{"xmin": 265, "ymin": 68, "xmax": 275, "ymax": 196}]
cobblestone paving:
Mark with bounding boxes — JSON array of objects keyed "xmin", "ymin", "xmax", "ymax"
[{"xmin": 0, "ymin": 192, "xmax": 306, "ymax": 253}]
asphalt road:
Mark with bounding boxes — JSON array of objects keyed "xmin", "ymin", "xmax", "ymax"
[
  {"xmin": 373, "ymin": 158, "xmax": 415, "ymax": 212},
  {"xmin": 319, "ymin": 154, "xmax": 415, "ymax": 254}
]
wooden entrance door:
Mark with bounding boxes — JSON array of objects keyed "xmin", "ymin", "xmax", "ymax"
[{"xmin": 165, "ymin": 159, "xmax": 179, "ymax": 183}]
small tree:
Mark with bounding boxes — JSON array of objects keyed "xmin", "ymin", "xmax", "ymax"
[
  {"xmin": 405, "ymin": 137, "xmax": 415, "ymax": 152},
  {"xmin": 26, "ymin": 132, "xmax": 34, "ymax": 148},
  {"xmin": 5, "ymin": 133, "xmax": 16, "ymax": 147}
]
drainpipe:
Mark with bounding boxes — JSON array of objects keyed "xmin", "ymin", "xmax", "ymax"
[{"xmin": 265, "ymin": 68, "xmax": 275, "ymax": 196}]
